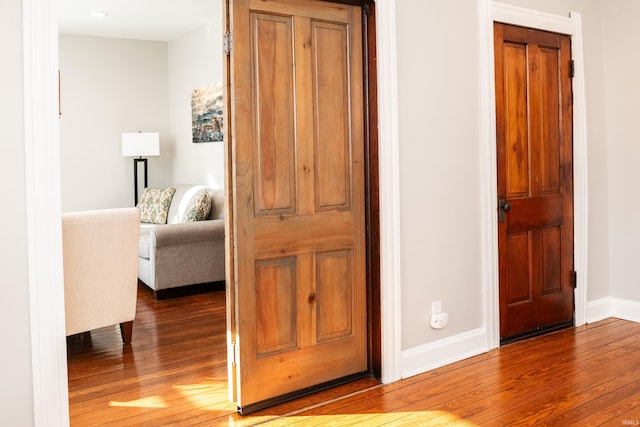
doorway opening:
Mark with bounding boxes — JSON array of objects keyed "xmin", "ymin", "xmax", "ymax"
[{"xmin": 62, "ymin": 0, "xmax": 382, "ymax": 420}]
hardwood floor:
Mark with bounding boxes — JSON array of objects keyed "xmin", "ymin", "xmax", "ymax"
[{"xmin": 67, "ymin": 285, "xmax": 640, "ymax": 426}]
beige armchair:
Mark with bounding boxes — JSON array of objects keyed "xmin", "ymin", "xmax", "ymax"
[{"xmin": 62, "ymin": 208, "xmax": 140, "ymax": 344}]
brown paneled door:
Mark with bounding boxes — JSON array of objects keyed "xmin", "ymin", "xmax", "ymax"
[
  {"xmin": 225, "ymin": 0, "xmax": 367, "ymax": 413},
  {"xmin": 494, "ymin": 23, "xmax": 575, "ymax": 343}
]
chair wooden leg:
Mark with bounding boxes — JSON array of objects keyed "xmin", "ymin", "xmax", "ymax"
[{"xmin": 120, "ymin": 321, "xmax": 133, "ymax": 344}]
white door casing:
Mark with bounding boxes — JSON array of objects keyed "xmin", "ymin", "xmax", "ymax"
[{"xmin": 478, "ymin": 1, "xmax": 588, "ymax": 348}]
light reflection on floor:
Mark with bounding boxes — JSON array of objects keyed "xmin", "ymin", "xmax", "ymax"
[
  {"xmin": 109, "ymin": 396, "xmax": 166, "ymax": 408},
  {"xmin": 109, "ymin": 379, "xmax": 236, "ymax": 412},
  {"xmin": 109, "ymin": 389, "xmax": 479, "ymax": 426}
]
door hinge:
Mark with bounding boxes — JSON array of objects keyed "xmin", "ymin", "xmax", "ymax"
[
  {"xmin": 224, "ymin": 32, "xmax": 233, "ymax": 56},
  {"xmin": 570, "ymin": 59, "xmax": 575, "ymax": 78},
  {"xmin": 572, "ymin": 270, "xmax": 577, "ymax": 289},
  {"xmin": 229, "ymin": 342, "xmax": 237, "ymax": 366}
]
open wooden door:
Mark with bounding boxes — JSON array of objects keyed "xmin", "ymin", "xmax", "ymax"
[{"xmin": 225, "ymin": 0, "xmax": 367, "ymax": 413}]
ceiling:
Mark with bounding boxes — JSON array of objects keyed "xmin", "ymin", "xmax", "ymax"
[{"xmin": 57, "ymin": 0, "xmax": 218, "ymax": 42}]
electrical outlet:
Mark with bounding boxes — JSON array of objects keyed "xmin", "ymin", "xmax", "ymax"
[
  {"xmin": 430, "ymin": 312, "xmax": 449, "ymax": 329},
  {"xmin": 432, "ymin": 300, "xmax": 442, "ymax": 315}
]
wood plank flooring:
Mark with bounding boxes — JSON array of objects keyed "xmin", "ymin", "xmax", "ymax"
[{"xmin": 67, "ymin": 285, "xmax": 640, "ymax": 426}]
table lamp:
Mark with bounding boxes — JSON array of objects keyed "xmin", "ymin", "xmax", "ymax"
[{"xmin": 122, "ymin": 132, "xmax": 160, "ymax": 205}]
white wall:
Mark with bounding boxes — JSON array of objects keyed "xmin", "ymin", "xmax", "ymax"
[
  {"xmin": 496, "ymin": 1, "xmax": 640, "ymax": 309},
  {"xmin": 395, "ymin": 0, "xmax": 483, "ymax": 351},
  {"xmin": 167, "ymin": 16, "xmax": 224, "ymax": 189},
  {"xmin": 600, "ymin": 1, "xmax": 640, "ymax": 302},
  {"xmin": 58, "ymin": 35, "xmax": 170, "ymax": 210},
  {"xmin": 0, "ymin": 0, "xmax": 35, "ymax": 424}
]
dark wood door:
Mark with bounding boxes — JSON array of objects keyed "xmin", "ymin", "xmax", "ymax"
[
  {"xmin": 226, "ymin": 0, "xmax": 367, "ymax": 412},
  {"xmin": 494, "ymin": 23, "xmax": 574, "ymax": 342}
]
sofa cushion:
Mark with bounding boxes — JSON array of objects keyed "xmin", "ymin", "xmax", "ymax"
[
  {"xmin": 182, "ymin": 190, "xmax": 211, "ymax": 222},
  {"xmin": 138, "ymin": 187, "xmax": 176, "ymax": 224},
  {"xmin": 208, "ymin": 189, "xmax": 225, "ymax": 220},
  {"xmin": 167, "ymin": 184, "xmax": 216, "ymax": 224},
  {"xmin": 166, "ymin": 185, "xmax": 200, "ymax": 224}
]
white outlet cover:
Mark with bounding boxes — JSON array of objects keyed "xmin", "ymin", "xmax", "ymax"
[{"xmin": 430, "ymin": 312, "xmax": 448, "ymax": 329}]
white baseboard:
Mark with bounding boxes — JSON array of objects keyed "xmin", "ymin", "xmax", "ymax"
[
  {"xmin": 401, "ymin": 300, "xmax": 640, "ymax": 380},
  {"xmin": 586, "ymin": 297, "xmax": 614, "ymax": 323},
  {"xmin": 614, "ymin": 298, "xmax": 640, "ymax": 322},
  {"xmin": 586, "ymin": 297, "xmax": 640, "ymax": 324},
  {"xmin": 400, "ymin": 328, "xmax": 488, "ymax": 379}
]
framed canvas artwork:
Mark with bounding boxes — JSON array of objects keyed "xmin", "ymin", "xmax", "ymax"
[{"xmin": 192, "ymin": 82, "xmax": 223, "ymax": 143}]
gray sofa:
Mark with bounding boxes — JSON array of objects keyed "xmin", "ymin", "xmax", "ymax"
[{"xmin": 137, "ymin": 184, "xmax": 225, "ymax": 297}]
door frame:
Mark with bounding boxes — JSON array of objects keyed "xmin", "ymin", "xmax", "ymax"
[
  {"xmin": 22, "ymin": 0, "xmax": 70, "ymax": 424},
  {"xmin": 479, "ymin": 1, "xmax": 588, "ymax": 348},
  {"xmin": 375, "ymin": 0, "xmax": 402, "ymax": 385}
]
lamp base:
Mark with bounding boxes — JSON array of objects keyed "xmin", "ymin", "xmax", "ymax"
[{"xmin": 133, "ymin": 158, "xmax": 148, "ymax": 206}]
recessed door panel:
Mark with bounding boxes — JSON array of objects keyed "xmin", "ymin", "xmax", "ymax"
[
  {"xmin": 255, "ymin": 257, "xmax": 297, "ymax": 356},
  {"xmin": 504, "ymin": 42, "xmax": 529, "ymax": 198},
  {"xmin": 312, "ymin": 21, "xmax": 351, "ymax": 211},
  {"xmin": 317, "ymin": 250, "xmax": 353, "ymax": 341},
  {"xmin": 507, "ymin": 232, "xmax": 530, "ymax": 305},
  {"xmin": 252, "ymin": 13, "xmax": 296, "ymax": 215}
]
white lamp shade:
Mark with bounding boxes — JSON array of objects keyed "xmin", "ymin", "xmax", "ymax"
[{"xmin": 121, "ymin": 132, "xmax": 160, "ymax": 157}]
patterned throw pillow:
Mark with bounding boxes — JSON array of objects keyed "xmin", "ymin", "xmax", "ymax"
[
  {"xmin": 138, "ymin": 187, "xmax": 176, "ymax": 224},
  {"xmin": 182, "ymin": 190, "xmax": 212, "ymax": 222}
]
